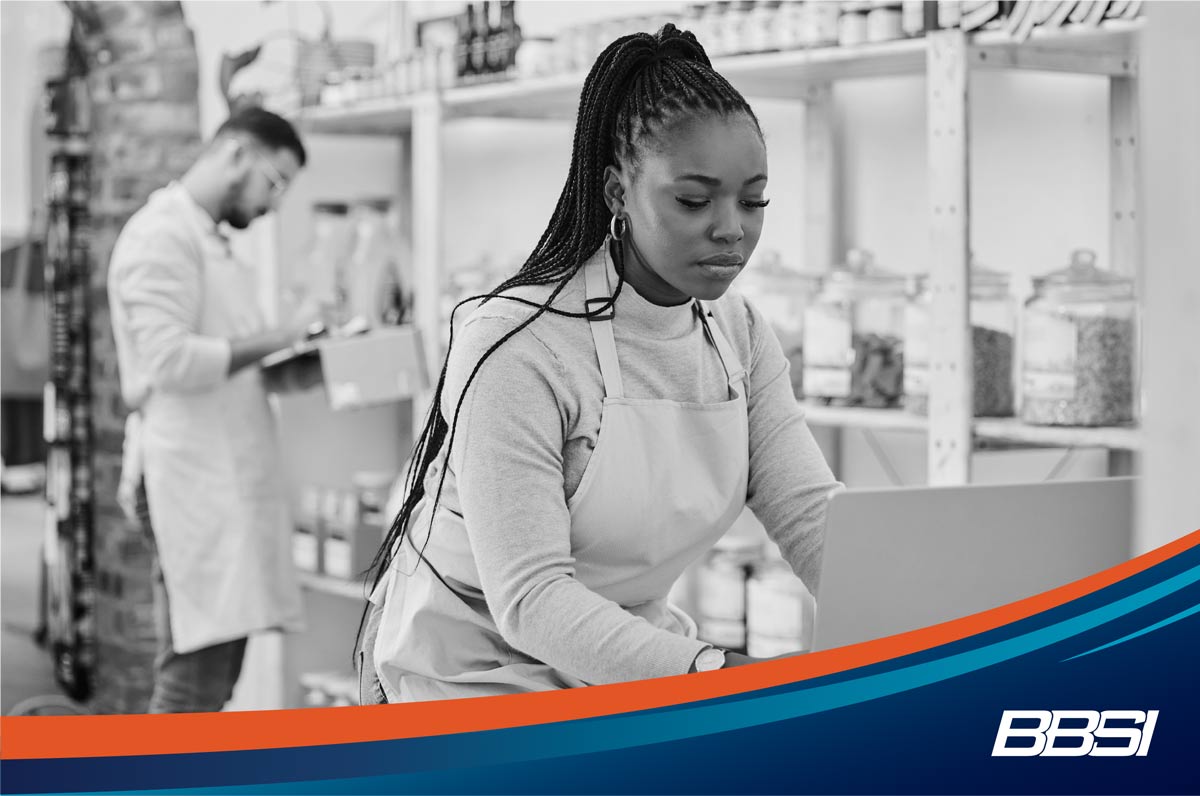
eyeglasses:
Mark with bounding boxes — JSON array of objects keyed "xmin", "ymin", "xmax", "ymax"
[{"xmin": 252, "ymin": 150, "xmax": 291, "ymax": 201}]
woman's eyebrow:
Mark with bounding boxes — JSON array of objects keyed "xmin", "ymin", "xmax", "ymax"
[{"xmin": 675, "ymin": 173, "xmax": 769, "ymax": 186}]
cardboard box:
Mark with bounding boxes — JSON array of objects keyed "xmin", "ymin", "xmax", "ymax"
[{"xmin": 262, "ymin": 325, "xmax": 429, "ymax": 411}]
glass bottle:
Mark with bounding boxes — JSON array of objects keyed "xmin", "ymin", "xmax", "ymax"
[
  {"xmin": 1020, "ymin": 249, "xmax": 1138, "ymax": 427},
  {"xmin": 904, "ymin": 261, "xmax": 1016, "ymax": 417},
  {"xmin": 803, "ymin": 249, "xmax": 907, "ymax": 407}
]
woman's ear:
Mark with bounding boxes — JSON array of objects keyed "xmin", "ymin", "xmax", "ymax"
[{"xmin": 602, "ymin": 164, "xmax": 626, "ymax": 216}]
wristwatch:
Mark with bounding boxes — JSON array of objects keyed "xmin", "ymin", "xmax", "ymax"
[{"xmin": 693, "ymin": 646, "xmax": 726, "ymax": 673}]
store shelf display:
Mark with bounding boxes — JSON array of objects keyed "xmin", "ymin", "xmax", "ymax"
[
  {"xmin": 298, "ymin": 0, "xmax": 1144, "ymax": 125},
  {"xmin": 42, "ymin": 73, "xmax": 98, "ymax": 703},
  {"xmin": 293, "ymin": 5, "xmax": 1145, "ymax": 489}
]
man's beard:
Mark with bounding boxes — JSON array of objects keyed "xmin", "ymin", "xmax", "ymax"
[{"xmin": 221, "ymin": 175, "xmax": 254, "ymax": 230}]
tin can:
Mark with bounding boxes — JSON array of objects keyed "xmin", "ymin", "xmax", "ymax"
[
  {"xmin": 696, "ymin": 537, "xmax": 763, "ymax": 653},
  {"xmin": 746, "ymin": 558, "xmax": 816, "ymax": 655}
]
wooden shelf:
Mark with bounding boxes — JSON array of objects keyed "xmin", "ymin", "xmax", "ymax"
[
  {"xmin": 973, "ymin": 417, "xmax": 1143, "ymax": 450},
  {"xmin": 802, "ymin": 402, "xmax": 930, "ymax": 433},
  {"xmin": 802, "ymin": 401, "xmax": 1143, "ymax": 450},
  {"xmin": 299, "ymin": 571, "xmax": 370, "ymax": 601},
  {"xmin": 295, "ymin": 20, "xmax": 1141, "ymax": 135}
]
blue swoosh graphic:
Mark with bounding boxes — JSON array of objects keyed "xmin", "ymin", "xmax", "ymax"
[{"xmin": 1062, "ymin": 601, "xmax": 1200, "ymax": 661}]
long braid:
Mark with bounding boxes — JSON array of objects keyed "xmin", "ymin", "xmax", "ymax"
[{"xmin": 365, "ymin": 23, "xmax": 761, "ymax": 605}]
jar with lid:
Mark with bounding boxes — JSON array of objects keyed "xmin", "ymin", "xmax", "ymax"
[
  {"xmin": 292, "ymin": 202, "xmax": 353, "ymax": 329},
  {"xmin": 736, "ymin": 252, "xmax": 821, "ymax": 399},
  {"xmin": 745, "ymin": 1, "xmax": 782, "ymax": 53},
  {"xmin": 1020, "ymin": 249, "xmax": 1137, "ymax": 427},
  {"xmin": 772, "ymin": 0, "xmax": 807, "ymax": 50},
  {"xmin": 696, "ymin": 534, "xmax": 764, "ymax": 655},
  {"xmin": 904, "ymin": 261, "xmax": 1016, "ymax": 417},
  {"xmin": 346, "ymin": 199, "xmax": 411, "ymax": 327},
  {"xmin": 803, "ymin": 249, "xmax": 907, "ymax": 407},
  {"xmin": 746, "ymin": 555, "xmax": 815, "ymax": 657}
]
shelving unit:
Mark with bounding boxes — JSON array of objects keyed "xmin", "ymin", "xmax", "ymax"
[
  {"xmin": 299, "ymin": 571, "xmax": 371, "ymax": 602},
  {"xmin": 295, "ymin": 20, "xmax": 1145, "ymax": 489},
  {"xmin": 298, "ymin": 23, "xmax": 1140, "ymax": 133},
  {"xmin": 802, "ymin": 402, "xmax": 1143, "ymax": 450}
]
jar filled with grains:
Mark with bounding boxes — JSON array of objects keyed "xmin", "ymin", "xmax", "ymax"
[
  {"xmin": 803, "ymin": 249, "xmax": 908, "ymax": 408},
  {"xmin": 905, "ymin": 261, "xmax": 1016, "ymax": 417},
  {"xmin": 736, "ymin": 252, "xmax": 822, "ymax": 400},
  {"xmin": 1020, "ymin": 249, "xmax": 1138, "ymax": 427}
]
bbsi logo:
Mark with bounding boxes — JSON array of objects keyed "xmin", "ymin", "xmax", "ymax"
[{"xmin": 992, "ymin": 710, "xmax": 1159, "ymax": 757}]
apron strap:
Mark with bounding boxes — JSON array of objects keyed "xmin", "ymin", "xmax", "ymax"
[
  {"xmin": 584, "ymin": 252, "xmax": 625, "ymax": 399},
  {"xmin": 695, "ymin": 301, "xmax": 748, "ymax": 397}
]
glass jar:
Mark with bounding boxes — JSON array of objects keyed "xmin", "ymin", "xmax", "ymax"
[
  {"xmin": 736, "ymin": 252, "xmax": 821, "ymax": 399},
  {"xmin": 773, "ymin": 0, "xmax": 807, "ymax": 51},
  {"xmin": 803, "ymin": 249, "xmax": 907, "ymax": 407},
  {"xmin": 1020, "ymin": 249, "xmax": 1138, "ymax": 427},
  {"xmin": 745, "ymin": 1, "xmax": 782, "ymax": 53},
  {"xmin": 746, "ymin": 556, "xmax": 815, "ymax": 657},
  {"xmin": 346, "ymin": 199, "xmax": 411, "ymax": 328},
  {"xmin": 696, "ymin": 535, "xmax": 764, "ymax": 655},
  {"xmin": 904, "ymin": 262, "xmax": 1016, "ymax": 417},
  {"xmin": 292, "ymin": 202, "xmax": 353, "ymax": 329}
]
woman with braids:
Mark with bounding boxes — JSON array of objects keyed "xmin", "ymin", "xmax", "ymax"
[{"xmin": 358, "ymin": 24, "xmax": 842, "ymax": 704}]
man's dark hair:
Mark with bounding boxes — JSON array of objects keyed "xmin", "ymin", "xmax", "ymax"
[
  {"xmin": 214, "ymin": 106, "xmax": 307, "ymax": 167},
  {"xmin": 365, "ymin": 23, "xmax": 759, "ymax": 606}
]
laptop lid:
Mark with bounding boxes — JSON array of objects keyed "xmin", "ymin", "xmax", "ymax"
[{"xmin": 810, "ymin": 477, "xmax": 1135, "ymax": 652}]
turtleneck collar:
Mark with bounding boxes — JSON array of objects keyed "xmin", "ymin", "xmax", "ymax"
[{"xmin": 588, "ymin": 241, "xmax": 699, "ymax": 342}]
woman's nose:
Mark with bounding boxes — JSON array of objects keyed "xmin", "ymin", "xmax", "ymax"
[{"xmin": 711, "ymin": 204, "xmax": 744, "ymax": 244}]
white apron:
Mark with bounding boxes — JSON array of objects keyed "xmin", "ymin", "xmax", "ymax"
[
  {"xmin": 373, "ymin": 249, "xmax": 749, "ymax": 700},
  {"xmin": 139, "ymin": 204, "xmax": 303, "ymax": 654}
]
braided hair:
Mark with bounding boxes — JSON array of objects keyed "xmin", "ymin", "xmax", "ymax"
[{"xmin": 367, "ymin": 24, "xmax": 760, "ymax": 593}]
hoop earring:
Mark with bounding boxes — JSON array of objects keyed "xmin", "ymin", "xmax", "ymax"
[{"xmin": 609, "ymin": 213, "xmax": 627, "ymax": 241}]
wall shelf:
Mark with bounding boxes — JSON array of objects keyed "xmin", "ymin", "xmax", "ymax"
[
  {"xmin": 299, "ymin": 571, "xmax": 369, "ymax": 601},
  {"xmin": 295, "ymin": 21, "xmax": 1141, "ymax": 135},
  {"xmin": 802, "ymin": 402, "xmax": 1143, "ymax": 451}
]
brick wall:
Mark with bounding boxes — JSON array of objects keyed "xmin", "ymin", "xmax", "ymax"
[{"xmin": 67, "ymin": 0, "xmax": 202, "ymax": 714}]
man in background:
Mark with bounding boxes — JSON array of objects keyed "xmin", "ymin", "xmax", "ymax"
[{"xmin": 108, "ymin": 107, "xmax": 314, "ymax": 713}]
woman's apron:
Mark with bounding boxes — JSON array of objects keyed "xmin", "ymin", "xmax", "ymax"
[{"xmin": 367, "ymin": 250, "xmax": 749, "ymax": 701}]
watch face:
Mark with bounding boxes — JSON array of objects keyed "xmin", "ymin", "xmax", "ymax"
[{"xmin": 696, "ymin": 647, "xmax": 725, "ymax": 672}]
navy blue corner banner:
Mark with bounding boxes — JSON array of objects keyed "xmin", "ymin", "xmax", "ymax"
[{"xmin": 3, "ymin": 530, "xmax": 1198, "ymax": 795}]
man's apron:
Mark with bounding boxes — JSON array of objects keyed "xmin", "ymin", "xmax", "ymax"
[{"xmin": 138, "ymin": 188, "xmax": 303, "ymax": 654}]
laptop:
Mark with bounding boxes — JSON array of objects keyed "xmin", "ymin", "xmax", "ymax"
[{"xmin": 810, "ymin": 477, "xmax": 1136, "ymax": 652}]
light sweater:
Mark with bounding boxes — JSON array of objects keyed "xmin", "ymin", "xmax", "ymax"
[{"xmin": 404, "ymin": 245, "xmax": 842, "ymax": 687}]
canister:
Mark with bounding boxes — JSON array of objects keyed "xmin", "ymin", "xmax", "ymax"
[
  {"xmin": 1020, "ymin": 249, "xmax": 1138, "ymax": 427},
  {"xmin": 696, "ymin": 535, "xmax": 764, "ymax": 653},
  {"xmin": 746, "ymin": 557, "xmax": 816, "ymax": 656},
  {"xmin": 904, "ymin": 261, "xmax": 1016, "ymax": 417},
  {"xmin": 803, "ymin": 249, "xmax": 907, "ymax": 408},
  {"xmin": 736, "ymin": 252, "xmax": 821, "ymax": 399},
  {"xmin": 293, "ymin": 484, "xmax": 323, "ymax": 573}
]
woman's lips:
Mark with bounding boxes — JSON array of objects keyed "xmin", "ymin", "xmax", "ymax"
[
  {"xmin": 696, "ymin": 262, "xmax": 744, "ymax": 279},
  {"xmin": 697, "ymin": 253, "xmax": 745, "ymax": 266}
]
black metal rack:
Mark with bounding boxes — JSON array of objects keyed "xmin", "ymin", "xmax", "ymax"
[{"xmin": 41, "ymin": 66, "xmax": 96, "ymax": 703}]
